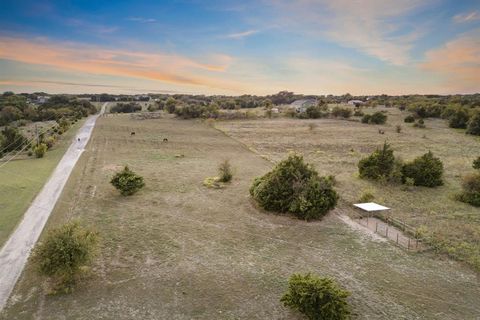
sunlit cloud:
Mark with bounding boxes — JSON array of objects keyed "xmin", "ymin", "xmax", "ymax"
[
  {"xmin": 0, "ymin": 36, "xmax": 243, "ymax": 92},
  {"xmin": 421, "ymin": 30, "xmax": 480, "ymax": 93},
  {"xmin": 64, "ymin": 18, "xmax": 119, "ymax": 34},
  {"xmin": 453, "ymin": 11, "xmax": 480, "ymax": 23},
  {"xmin": 225, "ymin": 29, "xmax": 258, "ymax": 39},
  {"xmin": 266, "ymin": 0, "xmax": 434, "ymax": 65}
]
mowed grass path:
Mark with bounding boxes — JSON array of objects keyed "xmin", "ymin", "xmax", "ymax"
[
  {"xmin": 2, "ymin": 114, "xmax": 480, "ymax": 319},
  {"xmin": 0, "ymin": 119, "xmax": 85, "ymax": 247},
  {"xmin": 217, "ymin": 106, "xmax": 480, "ymax": 270}
]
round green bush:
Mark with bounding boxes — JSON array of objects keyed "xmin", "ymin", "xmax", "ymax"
[
  {"xmin": 358, "ymin": 143, "xmax": 395, "ymax": 181},
  {"xmin": 110, "ymin": 166, "xmax": 145, "ymax": 196},
  {"xmin": 32, "ymin": 222, "xmax": 98, "ymax": 291},
  {"xmin": 33, "ymin": 143, "xmax": 48, "ymax": 158},
  {"xmin": 466, "ymin": 112, "xmax": 480, "ymax": 136},
  {"xmin": 457, "ymin": 173, "xmax": 480, "ymax": 207},
  {"xmin": 402, "ymin": 151, "xmax": 443, "ymax": 187},
  {"xmin": 250, "ymin": 154, "xmax": 338, "ymax": 220},
  {"xmin": 281, "ymin": 273, "xmax": 351, "ymax": 320}
]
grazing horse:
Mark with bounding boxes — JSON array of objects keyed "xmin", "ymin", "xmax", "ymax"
[
  {"xmin": 163, "ymin": 138, "xmax": 168, "ymax": 142},
  {"xmin": 131, "ymin": 131, "xmax": 135, "ymax": 136}
]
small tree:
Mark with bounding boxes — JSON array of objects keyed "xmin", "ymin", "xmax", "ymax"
[
  {"xmin": 110, "ymin": 166, "xmax": 145, "ymax": 196},
  {"xmin": 466, "ymin": 112, "xmax": 480, "ymax": 136},
  {"xmin": 473, "ymin": 157, "xmax": 480, "ymax": 170},
  {"xmin": 250, "ymin": 154, "xmax": 338, "ymax": 220},
  {"xmin": 33, "ymin": 143, "xmax": 48, "ymax": 158},
  {"xmin": 448, "ymin": 108, "xmax": 470, "ymax": 129},
  {"xmin": 457, "ymin": 173, "xmax": 480, "ymax": 207},
  {"xmin": 402, "ymin": 151, "xmax": 443, "ymax": 187},
  {"xmin": 218, "ymin": 160, "xmax": 233, "ymax": 182},
  {"xmin": 32, "ymin": 222, "xmax": 98, "ymax": 292},
  {"xmin": 165, "ymin": 97, "xmax": 177, "ymax": 114},
  {"xmin": 1, "ymin": 126, "xmax": 29, "ymax": 152},
  {"xmin": 281, "ymin": 273, "xmax": 351, "ymax": 320},
  {"xmin": 358, "ymin": 143, "xmax": 395, "ymax": 181}
]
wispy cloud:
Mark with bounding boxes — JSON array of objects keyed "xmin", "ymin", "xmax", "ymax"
[
  {"xmin": 0, "ymin": 36, "xmax": 241, "ymax": 92},
  {"xmin": 225, "ymin": 29, "xmax": 258, "ymax": 39},
  {"xmin": 453, "ymin": 11, "xmax": 480, "ymax": 23},
  {"xmin": 65, "ymin": 18, "xmax": 119, "ymax": 34},
  {"xmin": 266, "ymin": 0, "xmax": 434, "ymax": 65},
  {"xmin": 126, "ymin": 17, "xmax": 157, "ymax": 23},
  {"xmin": 421, "ymin": 29, "xmax": 480, "ymax": 93}
]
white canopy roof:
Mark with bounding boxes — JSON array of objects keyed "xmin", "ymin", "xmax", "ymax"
[{"xmin": 353, "ymin": 202, "xmax": 390, "ymax": 212}]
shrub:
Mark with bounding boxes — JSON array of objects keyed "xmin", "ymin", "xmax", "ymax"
[
  {"xmin": 358, "ymin": 143, "xmax": 395, "ymax": 181},
  {"xmin": 44, "ymin": 136, "xmax": 56, "ymax": 149},
  {"xmin": 404, "ymin": 115, "xmax": 415, "ymax": 123},
  {"xmin": 331, "ymin": 107, "xmax": 352, "ymax": 118},
  {"xmin": 359, "ymin": 190, "xmax": 374, "ymax": 202},
  {"xmin": 305, "ymin": 105, "xmax": 328, "ymax": 119},
  {"xmin": 250, "ymin": 154, "xmax": 338, "ymax": 221},
  {"xmin": 165, "ymin": 97, "xmax": 177, "ymax": 113},
  {"xmin": 353, "ymin": 109, "xmax": 364, "ymax": 117},
  {"xmin": 361, "ymin": 112, "xmax": 386, "ymax": 124},
  {"xmin": 33, "ymin": 143, "xmax": 48, "ymax": 158},
  {"xmin": 457, "ymin": 173, "xmax": 480, "ymax": 207},
  {"xmin": 174, "ymin": 103, "xmax": 219, "ymax": 119},
  {"xmin": 473, "ymin": 157, "xmax": 480, "ymax": 170},
  {"xmin": 448, "ymin": 108, "xmax": 470, "ymax": 129},
  {"xmin": 396, "ymin": 125, "xmax": 402, "ymax": 133},
  {"xmin": 32, "ymin": 222, "xmax": 98, "ymax": 292},
  {"xmin": 369, "ymin": 111, "xmax": 387, "ymax": 124},
  {"xmin": 110, "ymin": 102, "xmax": 142, "ymax": 113},
  {"xmin": 218, "ymin": 160, "xmax": 233, "ymax": 182},
  {"xmin": 1, "ymin": 126, "xmax": 29, "ymax": 152},
  {"xmin": 110, "ymin": 166, "xmax": 145, "ymax": 196},
  {"xmin": 281, "ymin": 273, "xmax": 351, "ymax": 320},
  {"xmin": 466, "ymin": 112, "xmax": 480, "ymax": 136},
  {"xmin": 402, "ymin": 151, "xmax": 443, "ymax": 187}
]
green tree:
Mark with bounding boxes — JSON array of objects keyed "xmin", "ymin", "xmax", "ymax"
[
  {"xmin": 281, "ymin": 273, "xmax": 351, "ymax": 320},
  {"xmin": 250, "ymin": 154, "xmax": 338, "ymax": 220},
  {"xmin": 402, "ymin": 151, "xmax": 443, "ymax": 187},
  {"xmin": 165, "ymin": 97, "xmax": 177, "ymax": 114},
  {"xmin": 32, "ymin": 222, "xmax": 98, "ymax": 292},
  {"xmin": 358, "ymin": 143, "xmax": 395, "ymax": 180},
  {"xmin": 473, "ymin": 157, "xmax": 480, "ymax": 170},
  {"xmin": 448, "ymin": 107, "xmax": 470, "ymax": 129},
  {"xmin": 1, "ymin": 126, "xmax": 29, "ymax": 152},
  {"xmin": 466, "ymin": 112, "xmax": 480, "ymax": 136},
  {"xmin": 110, "ymin": 166, "xmax": 145, "ymax": 196}
]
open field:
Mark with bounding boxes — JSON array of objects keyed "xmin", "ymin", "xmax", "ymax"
[
  {"xmin": 216, "ymin": 106, "xmax": 480, "ymax": 270},
  {"xmin": 2, "ymin": 113, "xmax": 480, "ymax": 319},
  {"xmin": 0, "ymin": 118, "xmax": 86, "ymax": 247}
]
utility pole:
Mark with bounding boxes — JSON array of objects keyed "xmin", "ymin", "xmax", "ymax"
[{"xmin": 35, "ymin": 124, "xmax": 39, "ymax": 146}]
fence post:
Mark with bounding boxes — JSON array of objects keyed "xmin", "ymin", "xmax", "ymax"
[
  {"xmin": 386, "ymin": 226, "xmax": 389, "ymax": 238},
  {"xmin": 375, "ymin": 222, "xmax": 378, "ymax": 233},
  {"xmin": 408, "ymin": 238, "xmax": 410, "ymax": 250},
  {"xmin": 396, "ymin": 233, "xmax": 399, "ymax": 244}
]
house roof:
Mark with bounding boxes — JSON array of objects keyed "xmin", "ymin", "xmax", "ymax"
[{"xmin": 353, "ymin": 202, "xmax": 390, "ymax": 212}]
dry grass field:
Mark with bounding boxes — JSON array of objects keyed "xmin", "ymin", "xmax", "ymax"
[
  {"xmin": 2, "ymin": 112, "xmax": 480, "ymax": 319},
  {"xmin": 217, "ymin": 106, "xmax": 480, "ymax": 270}
]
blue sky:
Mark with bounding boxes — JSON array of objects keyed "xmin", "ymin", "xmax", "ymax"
[{"xmin": 0, "ymin": 0, "xmax": 479, "ymax": 95}]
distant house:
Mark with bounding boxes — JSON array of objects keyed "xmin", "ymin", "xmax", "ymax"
[
  {"xmin": 36, "ymin": 96, "xmax": 50, "ymax": 104},
  {"xmin": 291, "ymin": 99, "xmax": 317, "ymax": 113},
  {"xmin": 271, "ymin": 107, "xmax": 279, "ymax": 114},
  {"xmin": 347, "ymin": 100, "xmax": 366, "ymax": 107}
]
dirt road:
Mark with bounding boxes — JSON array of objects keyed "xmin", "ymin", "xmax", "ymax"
[{"xmin": 0, "ymin": 103, "xmax": 107, "ymax": 310}]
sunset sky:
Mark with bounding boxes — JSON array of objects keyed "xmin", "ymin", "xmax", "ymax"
[{"xmin": 0, "ymin": 0, "xmax": 479, "ymax": 95}]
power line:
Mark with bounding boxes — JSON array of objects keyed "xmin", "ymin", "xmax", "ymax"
[{"xmin": 0, "ymin": 123, "xmax": 58, "ymax": 169}]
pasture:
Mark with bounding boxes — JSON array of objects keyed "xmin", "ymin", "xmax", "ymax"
[
  {"xmin": 2, "ymin": 112, "xmax": 479, "ymax": 319},
  {"xmin": 217, "ymin": 106, "xmax": 480, "ymax": 270}
]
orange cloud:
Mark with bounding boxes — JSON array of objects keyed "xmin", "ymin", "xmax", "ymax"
[
  {"xmin": 0, "ymin": 36, "xmax": 241, "ymax": 92},
  {"xmin": 421, "ymin": 31, "xmax": 480, "ymax": 92}
]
